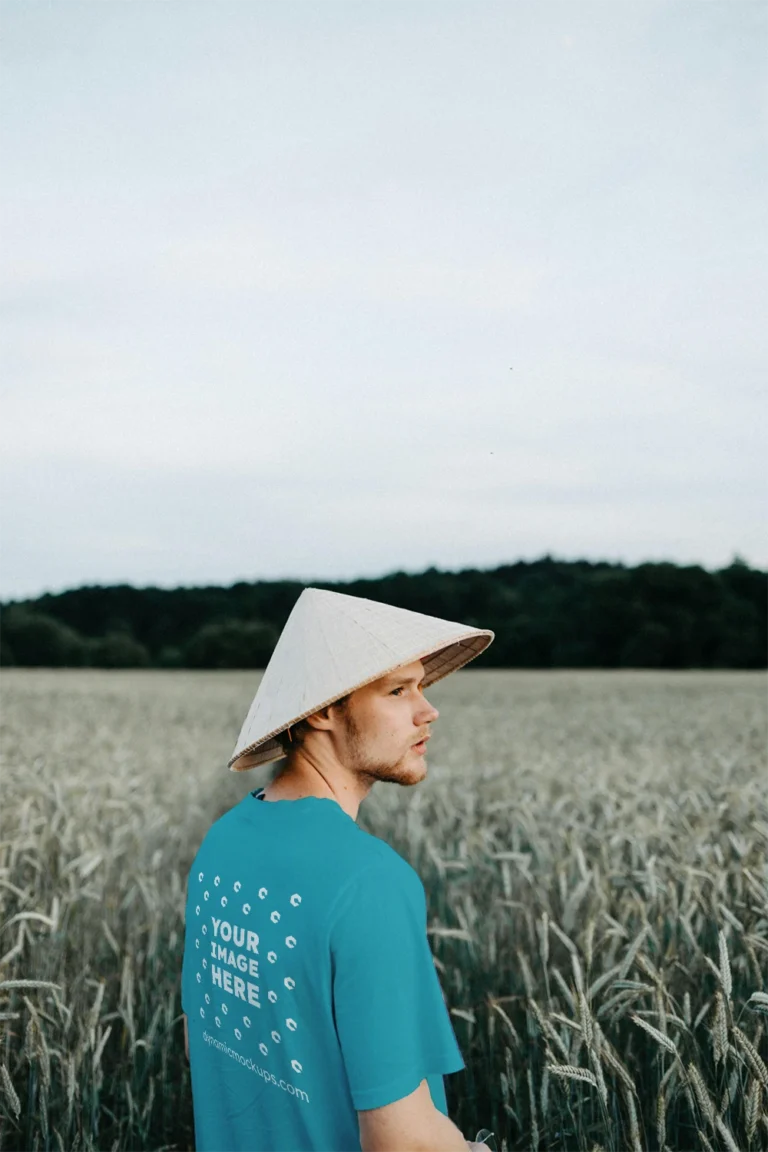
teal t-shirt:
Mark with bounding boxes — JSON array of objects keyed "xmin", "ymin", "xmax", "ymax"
[{"xmin": 181, "ymin": 788, "xmax": 465, "ymax": 1152}]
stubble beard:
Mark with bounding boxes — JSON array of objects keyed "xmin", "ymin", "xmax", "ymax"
[{"xmin": 341, "ymin": 708, "xmax": 413, "ymax": 785}]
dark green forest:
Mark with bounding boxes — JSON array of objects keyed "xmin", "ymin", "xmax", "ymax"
[{"xmin": 0, "ymin": 556, "xmax": 765, "ymax": 670}]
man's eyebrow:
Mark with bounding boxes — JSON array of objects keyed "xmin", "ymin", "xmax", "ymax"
[{"xmin": 384, "ymin": 672, "xmax": 425, "ymax": 686}]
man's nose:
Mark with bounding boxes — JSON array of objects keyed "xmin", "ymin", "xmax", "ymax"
[{"xmin": 419, "ymin": 699, "xmax": 439, "ymax": 724}]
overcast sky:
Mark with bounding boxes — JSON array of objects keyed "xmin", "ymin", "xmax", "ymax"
[{"xmin": 1, "ymin": 1, "xmax": 766, "ymax": 601}]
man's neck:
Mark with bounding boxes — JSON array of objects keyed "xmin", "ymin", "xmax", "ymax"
[{"xmin": 262, "ymin": 755, "xmax": 364, "ymax": 820}]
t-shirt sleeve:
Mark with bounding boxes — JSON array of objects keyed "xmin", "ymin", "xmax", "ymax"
[{"xmin": 329, "ymin": 858, "xmax": 465, "ymax": 1112}]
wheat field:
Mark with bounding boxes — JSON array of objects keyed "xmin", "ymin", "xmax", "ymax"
[{"xmin": 0, "ymin": 668, "xmax": 766, "ymax": 1152}]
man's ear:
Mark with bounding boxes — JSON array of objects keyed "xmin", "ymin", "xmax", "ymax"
[{"xmin": 302, "ymin": 704, "xmax": 337, "ymax": 732}]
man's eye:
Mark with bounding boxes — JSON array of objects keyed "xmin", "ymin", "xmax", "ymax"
[{"xmin": 391, "ymin": 686, "xmax": 404, "ymax": 696}]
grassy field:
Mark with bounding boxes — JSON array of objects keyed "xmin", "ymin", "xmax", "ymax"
[{"xmin": 0, "ymin": 668, "xmax": 766, "ymax": 1152}]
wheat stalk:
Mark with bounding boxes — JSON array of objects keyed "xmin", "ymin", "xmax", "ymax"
[
  {"xmin": 588, "ymin": 1048, "xmax": 609, "ymax": 1107},
  {"xmin": 551, "ymin": 966, "xmax": 575, "ymax": 1012},
  {"xmin": 745, "ymin": 1078, "xmax": 761, "ymax": 1144},
  {"xmin": 549, "ymin": 919, "xmax": 578, "ymax": 956},
  {"xmin": 584, "ymin": 918, "xmax": 596, "ymax": 971},
  {"xmin": 715, "ymin": 1115, "xmax": 741, "ymax": 1152},
  {"xmin": 528, "ymin": 999, "xmax": 570, "ymax": 1061},
  {"xmin": 537, "ymin": 912, "xmax": 550, "ymax": 970},
  {"xmin": 515, "ymin": 947, "xmax": 535, "ymax": 1001},
  {"xmin": 92, "ymin": 1024, "xmax": 113, "ymax": 1074},
  {"xmin": 540, "ymin": 1062, "xmax": 550, "ymax": 1119},
  {"xmin": 623, "ymin": 1085, "xmax": 642, "ymax": 1152},
  {"xmin": 571, "ymin": 950, "xmax": 585, "ymax": 996},
  {"xmin": 711, "ymin": 991, "xmax": 729, "ymax": 1064},
  {"xmin": 578, "ymin": 990, "xmax": 594, "ymax": 1050},
  {"xmin": 718, "ymin": 930, "xmax": 733, "ymax": 1002},
  {"xmin": 732, "ymin": 1025, "xmax": 768, "ymax": 1090},
  {"xmin": 0, "ymin": 979, "xmax": 62, "ymax": 991},
  {"xmin": 746, "ymin": 991, "xmax": 768, "ymax": 1016},
  {"xmin": 600, "ymin": 1042, "xmax": 638, "ymax": 1096},
  {"xmin": 546, "ymin": 1064, "xmax": 599, "ymax": 1088},
  {"xmin": 629, "ymin": 1012, "xmax": 678, "ymax": 1055},
  {"xmin": 0, "ymin": 1064, "xmax": 20, "ymax": 1119},
  {"xmin": 656, "ymin": 1088, "xmax": 667, "ymax": 1150},
  {"xmin": 526, "ymin": 1065, "xmax": 539, "ymax": 1149},
  {"xmin": 655, "ymin": 985, "xmax": 668, "ymax": 1037},
  {"xmin": 618, "ymin": 926, "xmax": 649, "ymax": 980},
  {"xmin": 687, "ymin": 1062, "xmax": 716, "ymax": 1127}
]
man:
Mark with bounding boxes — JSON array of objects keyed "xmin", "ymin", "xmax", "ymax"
[{"xmin": 181, "ymin": 587, "xmax": 494, "ymax": 1152}]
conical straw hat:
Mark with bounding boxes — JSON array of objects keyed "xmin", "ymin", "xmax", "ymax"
[{"xmin": 228, "ymin": 587, "xmax": 494, "ymax": 772}]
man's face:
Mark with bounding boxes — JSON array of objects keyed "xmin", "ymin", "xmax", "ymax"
[{"xmin": 332, "ymin": 659, "xmax": 439, "ymax": 787}]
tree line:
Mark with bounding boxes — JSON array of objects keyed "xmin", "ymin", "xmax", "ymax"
[{"xmin": 0, "ymin": 556, "xmax": 765, "ymax": 669}]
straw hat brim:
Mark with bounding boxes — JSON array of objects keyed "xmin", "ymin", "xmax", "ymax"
[{"xmin": 228, "ymin": 628, "xmax": 493, "ymax": 772}]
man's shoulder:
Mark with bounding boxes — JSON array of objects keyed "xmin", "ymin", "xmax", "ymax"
[
  {"xmin": 190, "ymin": 797, "xmax": 250, "ymax": 861},
  {"xmin": 342, "ymin": 835, "xmax": 424, "ymax": 899}
]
